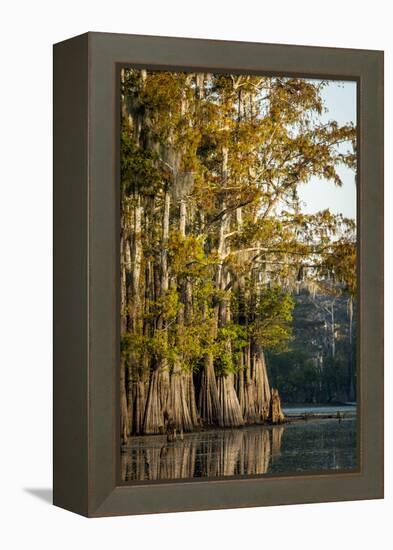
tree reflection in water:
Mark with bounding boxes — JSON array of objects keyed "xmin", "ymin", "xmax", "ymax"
[{"xmin": 121, "ymin": 425, "xmax": 285, "ymax": 482}]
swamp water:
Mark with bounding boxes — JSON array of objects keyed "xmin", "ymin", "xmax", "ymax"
[{"xmin": 121, "ymin": 407, "xmax": 357, "ymax": 482}]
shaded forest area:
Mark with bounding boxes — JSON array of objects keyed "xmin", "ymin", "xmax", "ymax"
[
  {"xmin": 268, "ymin": 288, "xmax": 356, "ymax": 403},
  {"xmin": 120, "ymin": 69, "xmax": 356, "ymax": 443}
]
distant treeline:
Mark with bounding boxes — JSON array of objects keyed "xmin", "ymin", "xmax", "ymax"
[{"xmin": 267, "ymin": 289, "xmax": 356, "ymax": 403}]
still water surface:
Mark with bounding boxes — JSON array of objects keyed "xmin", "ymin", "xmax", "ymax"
[
  {"xmin": 283, "ymin": 404, "xmax": 357, "ymax": 415},
  {"xmin": 121, "ymin": 414, "xmax": 357, "ymax": 482}
]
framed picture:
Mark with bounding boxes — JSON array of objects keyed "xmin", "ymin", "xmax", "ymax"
[{"xmin": 53, "ymin": 32, "xmax": 383, "ymax": 517}]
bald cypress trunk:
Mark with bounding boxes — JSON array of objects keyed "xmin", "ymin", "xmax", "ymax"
[
  {"xmin": 143, "ymin": 189, "xmax": 171, "ymax": 434},
  {"xmin": 199, "ymin": 336, "xmax": 223, "ymax": 426},
  {"xmin": 125, "ymin": 196, "xmax": 144, "ymax": 436},
  {"xmin": 214, "ymin": 147, "xmax": 244, "ymax": 427},
  {"xmin": 169, "ymin": 283, "xmax": 193, "ymax": 432},
  {"xmin": 242, "ymin": 344, "xmax": 258, "ymax": 423},
  {"xmin": 120, "ymin": 357, "xmax": 129, "ymax": 444},
  {"xmin": 168, "ymin": 198, "xmax": 200, "ymax": 432},
  {"xmin": 184, "ymin": 277, "xmax": 200, "ymax": 428},
  {"xmin": 253, "ymin": 346, "xmax": 271, "ymax": 421},
  {"xmin": 270, "ymin": 388, "xmax": 285, "ymax": 424},
  {"xmin": 186, "ymin": 371, "xmax": 200, "ymax": 427},
  {"xmin": 169, "ymin": 363, "xmax": 194, "ymax": 432},
  {"xmin": 120, "ymin": 233, "xmax": 129, "ymax": 443},
  {"xmin": 348, "ymin": 295, "xmax": 355, "ymax": 401},
  {"xmin": 237, "ymin": 351, "xmax": 245, "ymax": 416},
  {"xmin": 133, "ymin": 380, "xmax": 147, "ymax": 435},
  {"xmin": 143, "ymin": 368, "xmax": 165, "ymax": 434},
  {"xmin": 218, "ymin": 373, "xmax": 244, "ymax": 427},
  {"xmin": 120, "ymin": 69, "xmax": 148, "ymax": 438}
]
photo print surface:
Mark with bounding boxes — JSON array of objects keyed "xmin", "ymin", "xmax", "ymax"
[{"xmin": 119, "ymin": 69, "xmax": 357, "ymax": 483}]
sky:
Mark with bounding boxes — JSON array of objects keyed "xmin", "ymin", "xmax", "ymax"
[{"xmin": 297, "ymin": 80, "xmax": 357, "ymax": 220}]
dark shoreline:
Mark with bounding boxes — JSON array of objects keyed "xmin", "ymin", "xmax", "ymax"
[{"xmin": 121, "ymin": 412, "xmax": 356, "ymax": 446}]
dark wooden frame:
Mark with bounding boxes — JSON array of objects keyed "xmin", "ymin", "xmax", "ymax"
[{"xmin": 53, "ymin": 32, "xmax": 384, "ymax": 517}]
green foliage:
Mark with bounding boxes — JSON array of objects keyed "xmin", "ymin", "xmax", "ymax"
[
  {"xmin": 120, "ymin": 126, "xmax": 162, "ymax": 196},
  {"xmin": 175, "ymin": 324, "xmax": 209, "ymax": 371},
  {"xmin": 250, "ymin": 287, "xmax": 294, "ymax": 351},
  {"xmin": 323, "ymin": 240, "xmax": 357, "ymax": 294},
  {"xmin": 214, "ymin": 323, "xmax": 249, "ymax": 375},
  {"xmin": 267, "ymin": 349, "xmax": 319, "ymax": 402},
  {"xmin": 168, "ymin": 232, "xmax": 209, "ymax": 278}
]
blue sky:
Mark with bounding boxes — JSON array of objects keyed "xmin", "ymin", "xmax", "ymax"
[{"xmin": 297, "ymin": 80, "xmax": 357, "ymax": 220}]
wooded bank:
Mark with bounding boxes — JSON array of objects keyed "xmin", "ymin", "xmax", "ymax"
[{"xmin": 120, "ymin": 69, "xmax": 356, "ymax": 442}]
